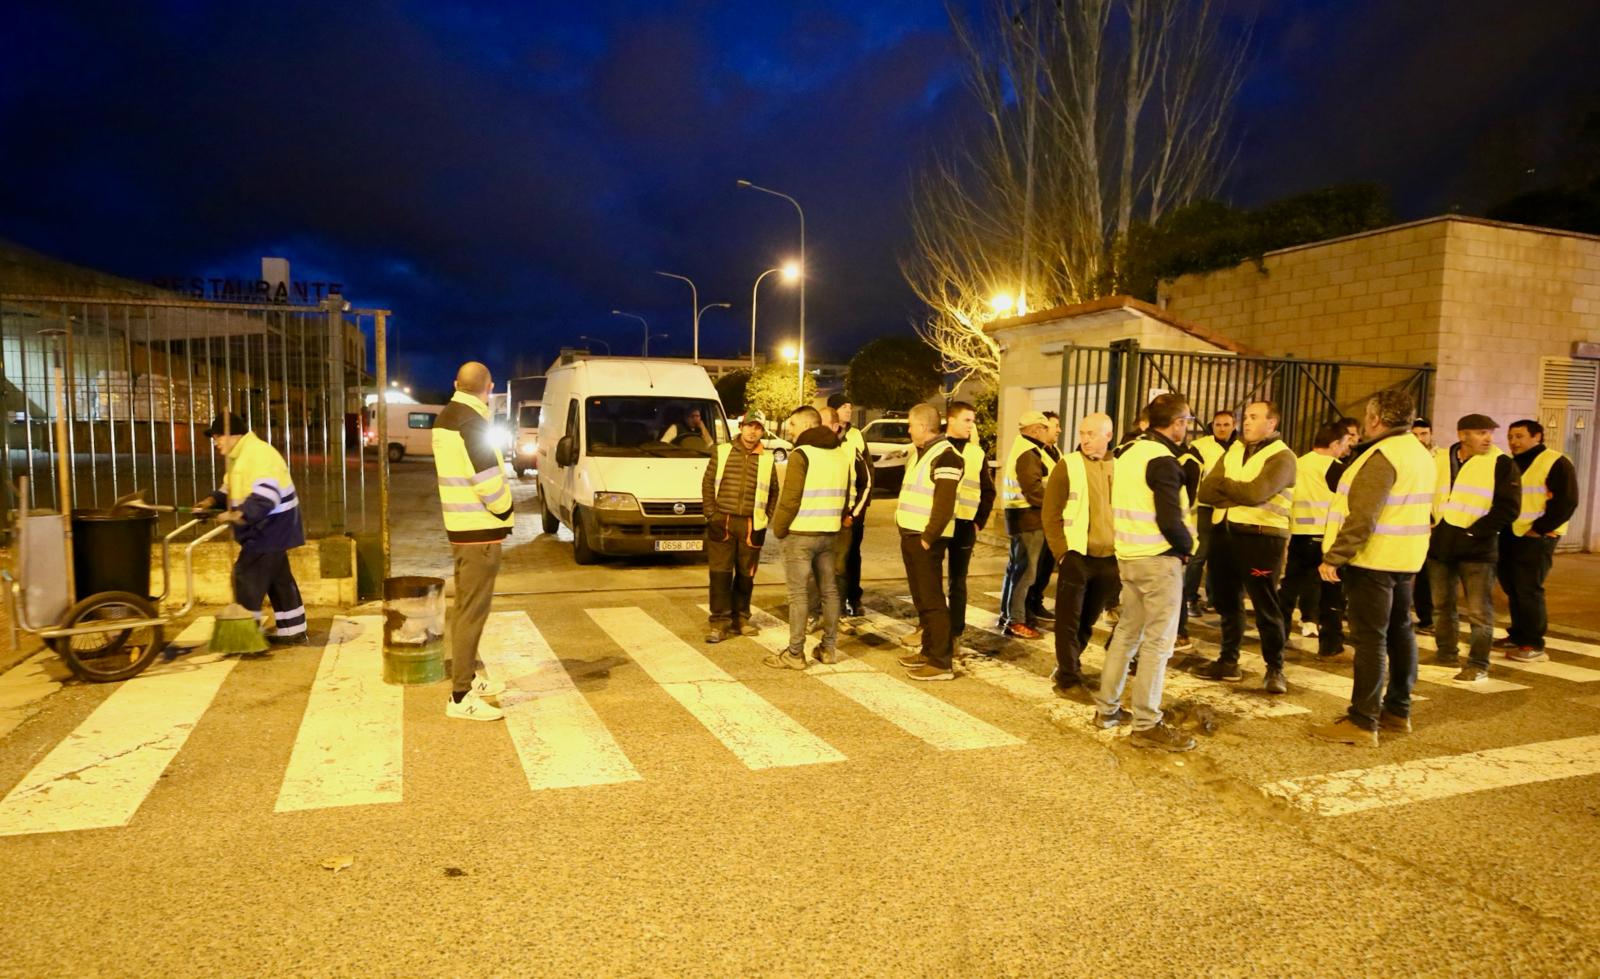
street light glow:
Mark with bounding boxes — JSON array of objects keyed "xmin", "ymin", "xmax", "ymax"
[
  {"xmin": 781, "ymin": 262, "xmax": 801, "ymax": 282},
  {"xmin": 781, "ymin": 343, "xmax": 798, "ymax": 362},
  {"xmin": 990, "ymin": 292, "xmax": 1017, "ymax": 314}
]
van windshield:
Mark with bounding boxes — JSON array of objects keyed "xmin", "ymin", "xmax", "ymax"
[
  {"xmin": 585, "ymin": 397, "xmax": 726, "ymax": 457},
  {"xmin": 518, "ymin": 404, "xmax": 539, "ymax": 428}
]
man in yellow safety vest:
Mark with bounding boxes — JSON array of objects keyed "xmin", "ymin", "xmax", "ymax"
[
  {"xmin": 1277, "ymin": 422, "xmax": 1347, "ymax": 658},
  {"xmin": 1194, "ymin": 400, "xmax": 1297, "ymax": 694},
  {"xmin": 768, "ymin": 406, "xmax": 855, "ymax": 669},
  {"xmin": 1311, "ymin": 390, "xmax": 1438, "ymax": 745},
  {"xmin": 1041, "ymin": 412, "xmax": 1117, "ymax": 697},
  {"xmin": 894, "ymin": 403, "xmax": 966, "ymax": 681},
  {"xmin": 1426, "ymin": 413, "xmax": 1521, "ymax": 683},
  {"xmin": 1497, "ymin": 419, "xmax": 1579, "ymax": 662}
]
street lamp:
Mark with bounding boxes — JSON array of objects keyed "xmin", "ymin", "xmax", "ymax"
[
  {"xmin": 654, "ymin": 271, "xmax": 709, "ymax": 364},
  {"xmin": 989, "ymin": 292, "xmax": 1018, "ymax": 315},
  {"xmin": 781, "ymin": 343, "xmax": 798, "ymax": 362},
  {"xmin": 750, "ymin": 263, "xmax": 800, "ymax": 371},
  {"xmin": 578, "ymin": 334, "xmax": 611, "ymax": 355},
  {"xmin": 699, "ymin": 300, "xmax": 731, "ymax": 355},
  {"xmin": 737, "ymin": 179, "xmax": 806, "ymax": 391},
  {"xmin": 611, "ymin": 309, "xmax": 650, "ymax": 356}
]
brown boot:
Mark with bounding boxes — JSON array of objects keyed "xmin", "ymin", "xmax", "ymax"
[
  {"xmin": 1378, "ymin": 710, "xmax": 1412, "ymax": 733},
  {"xmin": 1309, "ymin": 716, "xmax": 1378, "ymax": 747}
]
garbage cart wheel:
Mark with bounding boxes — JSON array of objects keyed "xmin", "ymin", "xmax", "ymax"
[{"xmin": 48, "ymin": 592, "xmax": 165, "ymax": 683}]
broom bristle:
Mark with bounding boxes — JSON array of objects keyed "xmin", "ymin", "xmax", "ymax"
[{"xmin": 210, "ymin": 614, "xmax": 268, "ymax": 655}]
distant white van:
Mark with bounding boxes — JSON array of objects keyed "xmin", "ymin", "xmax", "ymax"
[
  {"xmin": 537, "ymin": 357, "xmax": 727, "ymax": 564},
  {"xmin": 364, "ymin": 402, "xmax": 447, "ymax": 462}
]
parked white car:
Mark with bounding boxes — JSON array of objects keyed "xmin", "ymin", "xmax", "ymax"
[
  {"xmin": 861, "ymin": 416, "xmax": 917, "ymax": 489},
  {"xmin": 364, "ymin": 402, "xmax": 446, "ymax": 463}
]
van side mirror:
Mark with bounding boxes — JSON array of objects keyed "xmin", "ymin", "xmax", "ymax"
[{"xmin": 556, "ymin": 435, "xmax": 575, "ymax": 468}]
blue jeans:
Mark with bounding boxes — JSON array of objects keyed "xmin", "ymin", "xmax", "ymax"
[
  {"xmin": 783, "ymin": 533, "xmax": 839, "ymax": 656},
  {"xmin": 1344, "ymin": 567, "xmax": 1418, "ymax": 729},
  {"xmin": 999, "ymin": 529, "xmax": 1044, "ymax": 625},
  {"xmin": 1095, "ymin": 556, "xmax": 1184, "ymax": 731},
  {"xmin": 1427, "ymin": 558, "xmax": 1494, "ymax": 668}
]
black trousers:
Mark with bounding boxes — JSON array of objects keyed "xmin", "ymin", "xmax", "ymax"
[
  {"xmin": 945, "ymin": 519, "xmax": 977, "ymax": 637},
  {"xmin": 1026, "ymin": 541, "xmax": 1054, "ymax": 611},
  {"xmin": 1277, "ymin": 534, "xmax": 1346, "ymax": 654},
  {"xmin": 901, "ymin": 532, "xmax": 952, "ymax": 669},
  {"xmin": 1498, "ymin": 534, "xmax": 1559, "ymax": 649},
  {"xmin": 1054, "ymin": 551, "xmax": 1119, "ymax": 681},
  {"xmin": 1412, "ymin": 565, "xmax": 1433, "ymax": 627},
  {"xmin": 707, "ymin": 514, "xmax": 764, "ymax": 629},
  {"xmin": 1184, "ymin": 508, "xmax": 1216, "ymax": 605},
  {"xmin": 841, "ymin": 512, "xmax": 867, "ymax": 605},
  {"xmin": 1210, "ymin": 523, "xmax": 1288, "ymax": 669},
  {"xmin": 233, "ymin": 548, "xmax": 306, "ymax": 637}
]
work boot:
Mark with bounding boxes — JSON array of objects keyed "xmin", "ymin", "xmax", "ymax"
[
  {"xmin": 1194, "ymin": 658, "xmax": 1243, "ymax": 682},
  {"xmin": 1378, "ymin": 710, "xmax": 1412, "ymax": 733},
  {"xmin": 1309, "ymin": 716, "xmax": 1377, "ymax": 746},
  {"xmin": 1130, "ymin": 722, "xmax": 1196, "ymax": 752},
  {"xmin": 813, "ymin": 644, "xmax": 839, "ymax": 666},
  {"xmin": 738, "ymin": 623, "xmax": 760, "ymax": 637},
  {"xmin": 898, "ymin": 652, "xmax": 930, "ymax": 670},
  {"xmin": 762, "ymin": 651, "xmax": 809, "ymax": 671},
  {"xmin": 1263, "ymin": 668, "xmax": 1288, "ymax": 695},
  {"xmin": 704, "ymin": 626, "xmax": 734, "ymax": 644},
  {"xmin": 899, "ymin": 627, "xmax": 923, "ymax": 649}
]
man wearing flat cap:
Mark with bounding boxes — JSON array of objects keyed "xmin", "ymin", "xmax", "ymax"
[
  {"xmin": 1427, "ymin": 413, "xmax": 1521, "ymax": 682},
  {"xmin": 998, "ymin": 409, "xmax": 1056, "ymax": 639},
  {"xmin": 702, "ymin": 410, "xmax": 780, "ymax": 642}
]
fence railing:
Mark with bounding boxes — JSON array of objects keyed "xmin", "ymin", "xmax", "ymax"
[
  {"xmin": 1058, "ymin": 340, "xmax": 1434, "ymax": 452},
  {"xmin": 1, "ymin": 294, "xmax": 386, "ymax": 542}
]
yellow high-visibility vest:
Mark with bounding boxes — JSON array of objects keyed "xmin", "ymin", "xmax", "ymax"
[
  {"xmin": 433, "ymin": 391, "xmax": 514, "ymax": 536},
  {"xmin": 1001, "ymin": 434, "xmax": 1055, "ymax": 509},
  {"xmin": 714, "ymin": 442, "xmax": 776, "ymax": 532},
  {"xmin": 1291, "ymin": 453, "xmax": 1337, "ymax": 536},
  {"xmin": 1212, "ymin": 440, "xmax": 1294, "ymax": 530},
  {"xmin": 1192, "ymin": 434, "xmax": 1228, "ymax": 478},
  {"xmin": 1112, "ymin": 438, "xmax": 1195, "ymax": 560},
  {"xmin": 789, "ymin": 443, "xmax": 852, "ymax": 533},
  {"xmin": 1433, "ymin": 446, "xmax": 1507, "ymax": 529},
  {"xmin": 954, "ymin": 441, "xmax": 984, "ymax": 521},
  {"xmin": 223, "ymin": 431, "xmax": 296, "ymax": 513},
  {"xmin": 896, "ymin": 438, "xmax": 957, "ymax": 537},
  {"xmin": 1511, "ymin": 448, "xmax": 1570, "ymax": 537},
  {"xmin": 1323, "ymin": 434, "xmax": 1435, "ymax": 572},
  {"xmin": 1052, "ymin": 451, "xmax": 1091, "ymax": 555}
]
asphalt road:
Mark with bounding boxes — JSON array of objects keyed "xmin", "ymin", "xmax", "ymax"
[{"xmin": 2, "ymin": 480, "xmax": 1599, "ymax": 976}]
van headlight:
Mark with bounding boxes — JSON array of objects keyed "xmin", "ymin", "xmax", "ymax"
[
  {"xmin": 593, "ymin": 492, "xmax": 639, "ymax": 512},
  {"xmin": 519, "ymin": 441, "xmax": 537, "ymax": 455}
]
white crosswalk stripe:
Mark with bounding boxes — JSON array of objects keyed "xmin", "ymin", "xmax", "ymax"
[
  {"xmin": 586, "ymin": 607, "xmax": 846, "ymax": 770},
  {"xmin": 1262, "ymin": 734, "xmax": 1600, "ymax": 816},
  {"xmin": 0, "ymin": 617, "xmax": 229, "ymax": 836},
  {"xmin": 276, "ymin": 616, "xmax": 403, "ymax": 813},
  {"xmin": 719, "ymin": 605, "xmax": 1023, "ymax": 752},
  {"xmin": 1412, "ymin": 632, "xmax": 1600, "ymax": 683},
  {"xmin": 481, "ymin": 611, "xmax": 640, "ymax": 791}
]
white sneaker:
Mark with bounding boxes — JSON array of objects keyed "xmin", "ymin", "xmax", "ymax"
[
  {"xmin": 472, "ymin": 674, "xmax": 507, "ymax": 699},
  {"xmin": 1300, "ymin": 621, "xmax": 1319, "ymax": 638},
  {"xmin": 446, "ymin": 692, "xmax": 505, "ymax": 721}
]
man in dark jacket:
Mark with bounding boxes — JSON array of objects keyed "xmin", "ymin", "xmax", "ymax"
[
  {"xmin": 768, "ymin": 407, "xmax": 854, "ymax": 668},
  {"xmin": 1427, "ymin": 414, "xmax": 1521, "ymax": 682},
  {"xmin": 1497, "ymin": 419, "xmax": 1579, "ymax": 661},
  {"xmin": 998, "ymin": 412, "xmax": 1055, "ymax": 638},
  {"xmin": 702, "ymin": 410, "xmax": 779, "ymax": 643}
]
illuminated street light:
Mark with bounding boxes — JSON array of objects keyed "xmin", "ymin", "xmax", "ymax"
[
  {"xmin": 750, "ymin": 263, "xmax": 800, "ymax": 371},
  {"xmin": 989, "ymin": 292, "xmax": 1017, "ymax": 315},
  {"xmin": 781, "ymin": 343, "xmax": 798, "ymax": 362},
  {"xmin": 737, "ymin": 179, "xmax": 806, "ymax": 391}
]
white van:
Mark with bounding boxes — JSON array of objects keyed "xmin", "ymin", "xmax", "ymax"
[
  {"xmin": 364, "ymin": 402, "xmax": 447, "ymax": 462},
  {"xmin": 537, "ymin": 357, "xmax": 727, "ymax": 564},
  {"xmin": 511, "ymin": 400, "xmax": 541, "ymax": 475}
]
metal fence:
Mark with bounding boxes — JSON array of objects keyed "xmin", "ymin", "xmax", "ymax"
[
  {"xmin": 1, "ymin": 294, "xmax": 385, "ymax": 541},
  {"xmin": 1058, "ymin": 339, "xmax": 1434, "ymax": 452}
]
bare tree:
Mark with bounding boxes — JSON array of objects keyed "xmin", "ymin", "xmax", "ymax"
[{"xmin": 903, "ymin": 0, "xmax": 1251, "ymax": 389}]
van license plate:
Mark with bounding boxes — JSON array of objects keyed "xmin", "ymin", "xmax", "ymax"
[{"xmin": 655, "ymin": 540, "xmax": 702, "ymax": 552}]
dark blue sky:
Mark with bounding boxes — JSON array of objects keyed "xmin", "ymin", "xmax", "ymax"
[{"xmin": 3, "ymin": 1, "xmax": 1596, "ymax": 386}]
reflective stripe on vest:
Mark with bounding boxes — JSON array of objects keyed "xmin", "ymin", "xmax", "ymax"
[
  {"xmin": 1512, "ymin": 448, "xmax": 1569, "ymax": 537},
  {"xmin": 1291, "ymin": 453, "xmax": 1337, "ymax": 535},
  {"xmin": 1001, "ymin": 435, "xmax": 1056, "ymax": 509},
  {"xmin": 1323, "ymin": 433, "xmax": 1436, "ymax": 572},
  {"xmin": 432, "ymin": 392, "xmax": 514, "ymax": 535},
  {"xmin": 790, "ymin": 444, "xmax": 851, "ymax": 532},
  {"xmin": 1054, "ymin": 451, "xmax": 1090, "ymax": 555},
  {"xmin": 1433, "ymin": 446, "xmax": 1504, "ymax": 529},
  {"xmin": 1112, "ymin": 438, "xmax": 1195, "ymax": 560},
  {"xmin": 896, "ymin": 438, "xmax": 956, "ymax": 537},
  {"xmin": 1213, "ymin": 440, "xmax": 1293, "ymax": 530},
  {"xmin": 954, "ymin": 441, "xmax": 984, "ymax": 520},
  {"xmin": 714, "ymin": 442, "xmax": 775, "ymax": 532}
]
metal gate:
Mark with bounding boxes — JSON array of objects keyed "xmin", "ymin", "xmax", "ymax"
[
  {"xmin": 1057, "ymin": 339, "xmax": 1434, "ymax": 451},
  {"xmin": 1, "ymin": 294, "xmax": 387, "ymax": 542}
]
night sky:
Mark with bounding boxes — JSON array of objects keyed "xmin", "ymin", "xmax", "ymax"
[{"xmin": 2, "ymin": 1, "xmax": 1596, "ymax": 387}]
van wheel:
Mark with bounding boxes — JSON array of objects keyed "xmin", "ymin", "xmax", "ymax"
[
  {"xmin": 572, "ymin": 507, "xmax": 599, "ymax": 565},
  {"xmin": 387, "ymin": 443, "xmax": 405, "ymax": 463},
  {"xmin": 538, "ymin": 485, "xmax": 559, "ymax": 534}
]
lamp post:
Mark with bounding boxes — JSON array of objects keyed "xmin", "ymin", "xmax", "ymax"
[
  {"xmin": 611, "ymin": 310, "xmax": 650, "ymax": 355},
  {"xmin": 654, "ymin": 271, "xmax": 705, "ymax": 364},
  {"xmin": 698, "ymin": 300, "xmax": 731, "ymax": 358},
  {"xmin": 737, "ymin": 179, "xmax": 805, "ymax": 392},
  {"xmin": 578, "ymin": 334, "xmax": 611, "ymax": 355},
  {"xmin": 749, "ymin": 263, "xmax": 800, "ymax": 371}
]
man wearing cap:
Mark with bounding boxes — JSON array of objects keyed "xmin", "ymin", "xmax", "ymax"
[
  {"xmin": 998, "ymin": 409, "xmax": 1055, "ymax": 639},
  {"xmin": 193, "ymin": 411, "xmax": 308, "ymax": 647},
  {"xmin": 1184, "ymin": 410, "xmax": 1237, "ymax": 620},
  {"xmin": 1023, "ymin": 411, "xmax": 1064, "ymax": 626},
  {"xmin": 1426, "ymin": 413, "xmax": 1521, "ymax": 682},
  {"xmin": 768, "ymin": 406, "xmax": 854, "ymax": 669},
  {"xmin": 827, "ymin": 392, "xmax": 873, "ymax": 617},
  {"xmin": 1497, "ymin": 419, "xmax": 1578, "ymax": 662},
  {"xmin": 702, "ymin": 410, "xmax": 779, "ymax": 643}
]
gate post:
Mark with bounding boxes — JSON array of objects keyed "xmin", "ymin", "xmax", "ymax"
[{"xmin": 1108, "ymin": 338, "xmax": 1140, "ymax": 433}]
